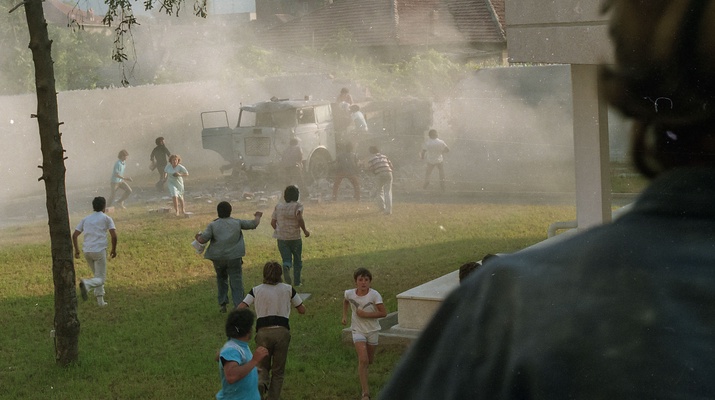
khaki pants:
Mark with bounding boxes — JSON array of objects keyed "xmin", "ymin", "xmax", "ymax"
[{"xmin": 256, "ymin": 326, "xmax": 292, "ymax": 400}]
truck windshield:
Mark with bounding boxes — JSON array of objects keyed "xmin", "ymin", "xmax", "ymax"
[
  {"xmin": 238, "ymin": 110, "xmax": 257, "ymax": 128},
  {"xmin": 239, "ymin": 109, "xmax": 298, "ymax": 129}
]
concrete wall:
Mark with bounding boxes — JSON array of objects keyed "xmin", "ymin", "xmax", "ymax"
[{"xmin": 505, "ymin": 0, "xmax": 612, "ymax": 64}]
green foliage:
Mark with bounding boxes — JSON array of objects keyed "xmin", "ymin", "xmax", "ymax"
[
  {"xmin": 2, "ymin": 0, "xmax": 482, "ymax": 97},
  {"xmin": 0, "ymin": 2, "xmax": 34, "ymax": 94},
  {"xmin": 1, "ymin": 3, "xmax": 116, "ymax": 94},
  {"xmin": 0, "ymin": 191, "xmax": 575, "ymax": 399},
  {"xmin": 224, "ymin": 45, "xmax": 283, "ymax": 81},
  {"xmin": 51, "ymin": 26, "xmax": 114, "ymax": 91}
]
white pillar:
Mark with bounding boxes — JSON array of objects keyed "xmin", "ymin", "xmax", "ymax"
[{"xmin": 571, "ymin": 64, "xmax": 611, "ymax": 230}]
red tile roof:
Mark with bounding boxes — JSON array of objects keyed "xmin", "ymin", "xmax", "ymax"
[
  {"xmin": 42, "ymin": 0, "xmax": 105, "ymax": 28},
  {"xmin": 257, "ymin": 0, "xmax": 505, "ymax": 50}
]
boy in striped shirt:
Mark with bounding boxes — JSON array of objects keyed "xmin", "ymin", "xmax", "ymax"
[{"xmin": 367, "ymin": 146, "xmax": 393, "ymax": 215}]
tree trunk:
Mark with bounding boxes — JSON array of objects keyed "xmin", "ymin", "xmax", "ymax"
[{"xmin": 23, "ymin": 0, "xmax": 80, "ymax": 366}]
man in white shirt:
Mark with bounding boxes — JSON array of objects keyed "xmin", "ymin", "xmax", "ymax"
[{"xmin": 421, "ymin": 129, "xmax": 450, "ymax": 191}]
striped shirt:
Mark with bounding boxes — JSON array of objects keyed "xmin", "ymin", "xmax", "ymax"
[{"xmin": 368, "ymin": 153, "xmax": 392, "ymax": 175}]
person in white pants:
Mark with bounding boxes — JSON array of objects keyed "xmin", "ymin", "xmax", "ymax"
[{"xmin": 72, "ymin": 196, "xmax": 117, "ymax": 307}]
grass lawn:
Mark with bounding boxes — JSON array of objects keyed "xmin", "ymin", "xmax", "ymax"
[{"xmin": 0, "ymin": 185, "xmax": 576, "ymax": 399}]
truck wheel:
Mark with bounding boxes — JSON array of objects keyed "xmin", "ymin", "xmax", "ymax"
[{"xmin": 309, "ymin": 150, "xmax": 333, "ymax": 182}]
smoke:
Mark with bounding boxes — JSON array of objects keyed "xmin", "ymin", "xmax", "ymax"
[{"xmin": 0, "ymin": 10, "xmax": 631, "ymax": 228}]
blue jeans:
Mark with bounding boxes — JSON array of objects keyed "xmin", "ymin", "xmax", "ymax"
[
  {"xmin": 212, "ymin": 258, "xmax": 244, "ymax": 307},
  {"xmin": 277, "ymin": 239, "xmax": 302, "ymax": 286}
]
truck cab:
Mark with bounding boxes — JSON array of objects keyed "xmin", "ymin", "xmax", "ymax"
[{"xmin": 201, "ymin": 98, "xmax": 336, "ymax": 181}]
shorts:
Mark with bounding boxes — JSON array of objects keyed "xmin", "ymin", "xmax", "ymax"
[{"xmin": 352, "ymin": 330, "xmax": 379, "ymax": 346}]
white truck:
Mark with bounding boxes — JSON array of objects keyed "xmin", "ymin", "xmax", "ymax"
[{"xmin": 201, "ymin": 97, "xmax": 337, "ymax": 182}]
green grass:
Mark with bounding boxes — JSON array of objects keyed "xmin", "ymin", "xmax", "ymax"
[{"xmin": 0, "ymin": 195, "xmax": 575, "ymax": 399}]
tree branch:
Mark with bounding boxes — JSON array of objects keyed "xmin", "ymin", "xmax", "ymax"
[{"xmin": 9, "ymin": 1, "xmax": 28, "ymax": 13}]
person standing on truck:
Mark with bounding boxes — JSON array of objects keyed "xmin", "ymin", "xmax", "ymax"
[
  {"xmin": 335, "ymin": 89, "xmax": 354, "ymax": 137},
  {"xmin": 337, "ymin": 87, "xmax": 353, "ymax": 105},
  {"xmin": 281, "ymin": 138, "xmax": 309, "ymax": 198},
  {"xmin": 149, "ymin": 136, "xmax": 171, "ymax": 190},
  {"xmin": 350, "ymin": 105, "xmax": 368, "ymax": 133}
]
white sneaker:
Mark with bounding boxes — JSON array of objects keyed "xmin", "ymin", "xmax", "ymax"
[{"xmin": 97, "ymin": 301, "xmax": 109, "ymax": 307}]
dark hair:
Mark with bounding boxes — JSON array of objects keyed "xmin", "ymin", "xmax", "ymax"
[
  {"xmin": 481, "ymin": 253, "xmax": 499, "ymax": 264},
  {"xmin": 118, "ymin": 149, "xmax": 129, "ymax": 158},
  {"xmin": 428, "ymin": 129, "xmax": 437, "ymax": 138},
  {"xmin": 349, "ymin": 104, "xmax": 360, "ymax": 112},
  {"xmin": 284, "ymin": 185, "xmax": 300, "ymax": 202},
  {"xmin": 459, "ymin": 254, "xmax": 499, "ymax": 282},
  {"xmin": 263, "ymin": 261, "xmax": 283, "ymax": 285},
  {"xmin": 459, "ymin": 262, "xmax": 480, "ymax": 283},
  {"xmin": 368, "ymin": 146, "xmax": 379, "ymax": 154},
  {"xmin": 601, "ymin": 1, "xmax": 715, "ymax": 177},
  {"xmin": 353, "ymin": 267, "xmax": 372, "ymax": 281},
  {"xmin": 341, "ymin": 87, "xmax": 349, "ymax": 94},
  {"xmin": 225, "ymin": 308, "xmax": 255, "ymax": 339},
  {"xmin": 155, "ymin": 137, "xmax": 164, "ymax": 145},
  {"xmin": 92, "ymin": 196, "xmax": 106, "ymax": 212},
  {"xmin": 217, "ymin": 201, "xmax": 232, "ymax": 218}
]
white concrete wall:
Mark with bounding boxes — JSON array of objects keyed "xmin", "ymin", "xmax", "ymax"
[{"xmin": 505, "ymin": 0, "xmax": 612, "ymax": 64}]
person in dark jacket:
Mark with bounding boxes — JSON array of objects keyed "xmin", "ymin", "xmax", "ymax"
[{"xmin": 380, "ymin": 2, "xmax": 715, "ymax": 399}]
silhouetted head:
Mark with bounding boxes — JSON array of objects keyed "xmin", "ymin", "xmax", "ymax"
[
  {"xmin": 118, "ymin": 149, "xmax": 129, "ymax": 159},
  {"xmin": 92, "ymin": 196, "xmax": 106, "ymax": 212},
  {"xmin": 349, "ymin": 104, "xmax": 360, "ymax": 113},
  {"xmin": 284, "ymin": 185, "xmax": 300, "ymax": 202},
  {"xmin": 225, "ymin": 308, "xmax": 255, "ymax": 339},
  {"xmin": 601, "ymin": 0, "xmax": 715, "ymax": 177},
  {"xmin": 155, "ymin": 137, "xmax": 164, "ymax": 146},
  {"xmin": 428, "ymin": 129, "xmax": 438, "ymax": 139},
  {"xmin": 459, "ymin": 261, "xmax": 480, "ymax": 283},
  {"xmin": 217, "ymin": 201, "xmax": 232, "ymax": 218}
]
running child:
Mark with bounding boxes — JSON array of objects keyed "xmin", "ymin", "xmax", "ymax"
[{"xmin": 342, "ymin": 268, "xmax": 387, "ymax": 400}]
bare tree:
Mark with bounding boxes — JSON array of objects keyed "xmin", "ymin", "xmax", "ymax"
[
  {"xmin": 11, "ymin": 0, "xmax": 79, "ymax": 366},
  {"xmin": 10, "ymin": 0, "xmax": 205, "ymax": 366}
]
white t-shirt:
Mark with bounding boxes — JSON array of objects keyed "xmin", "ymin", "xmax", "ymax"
[
  {"xmin": 344, "ymin": 288, "xmax": 384, "ymax": 334},
  {"xmin": 75, "ymin": 211, "xmax": 115, "ymax": 253},
  {"xmin": 422, "ymin": 137, "xmax": 449, "ymax": 164},
  {"xmin": 243, "ymin": 283, "xmax": 303, "ymax": 319}
]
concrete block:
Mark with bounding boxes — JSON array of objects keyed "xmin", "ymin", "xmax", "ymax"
[{"xmin": 396, "ymin": 271, "xmax": 458, "ymax": 330}]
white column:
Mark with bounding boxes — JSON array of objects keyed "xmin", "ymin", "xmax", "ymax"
[{"xmin": 571, "ymin": 64, "xmax": 611, "ymax": 230}]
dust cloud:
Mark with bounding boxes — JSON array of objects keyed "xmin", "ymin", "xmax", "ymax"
[{"xmin": 0, "ymin": 8, "xmax": 629, "ymax": 228}]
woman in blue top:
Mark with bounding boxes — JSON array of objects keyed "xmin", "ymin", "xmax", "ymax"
[{"xmin": 217, "ymin": 308, "xmax": 268, "ymax": 400}]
